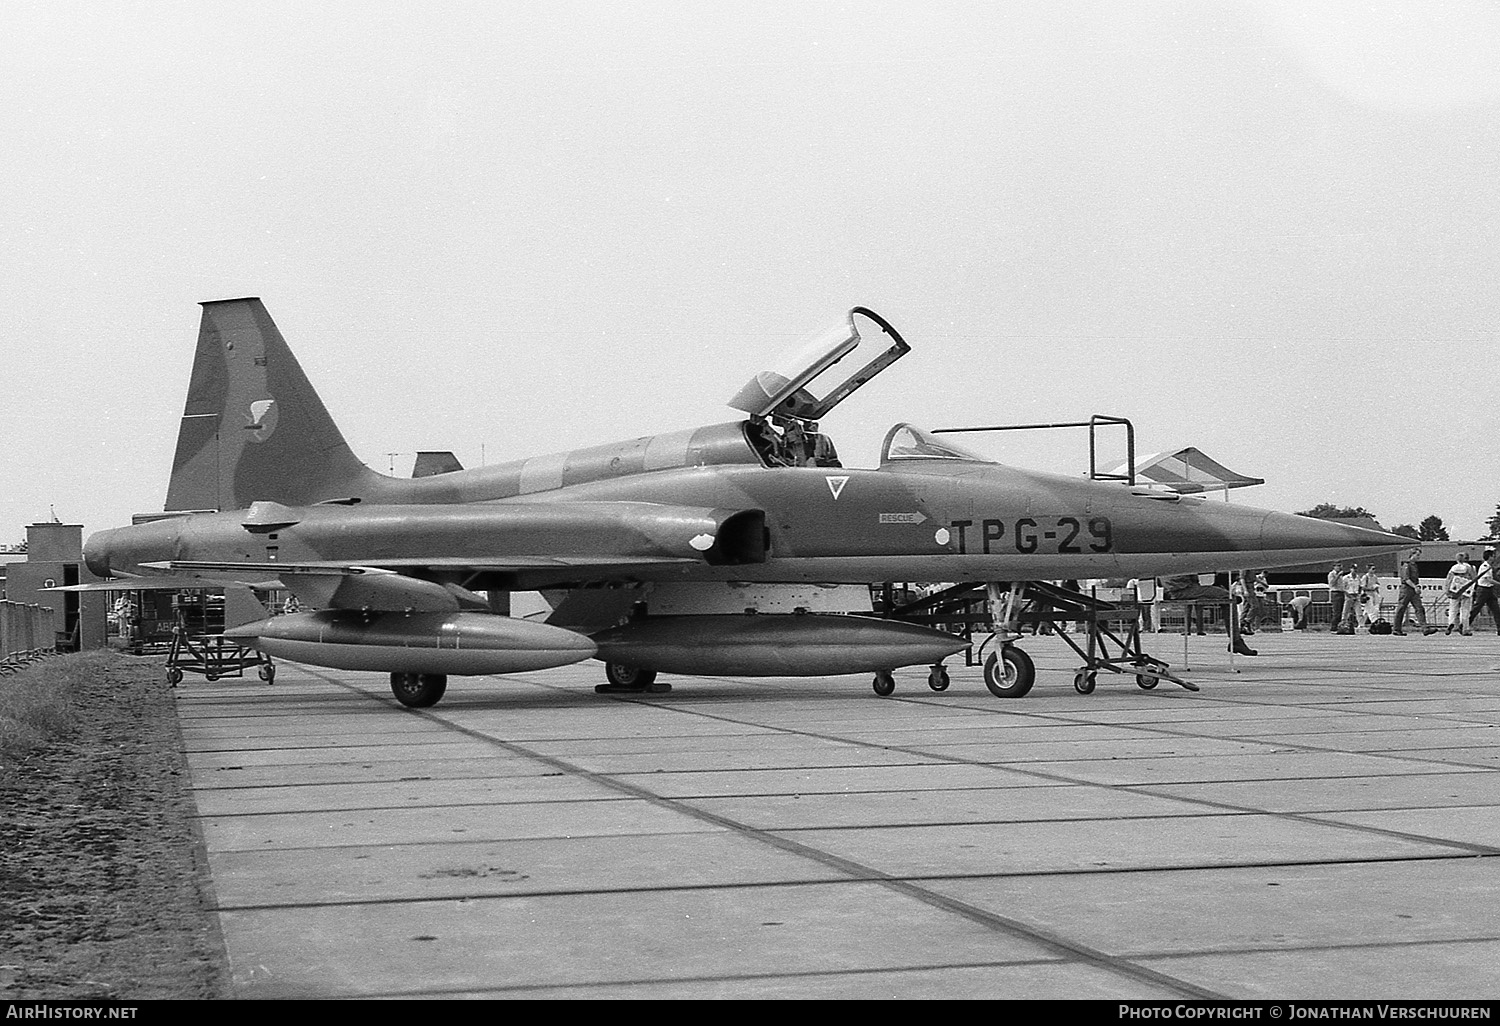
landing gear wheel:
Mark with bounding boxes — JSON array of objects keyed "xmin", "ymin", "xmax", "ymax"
[
  {"xmin": 1073, "ymin": 669, "xmax": 1097, "ymax": 695},
  {"xmin": 1135, "ymin": 671, "xmax": 1160, "ymax": 690},
  {"xmin": 166, "ymin": 667, "xmax": 183, "ymax": 687},
  {"xmin": 984, "ymin": 646, "xmax": 1035, "ymax": 698},
  {"xmin": 927, "ymin": 665, "xmax": 950, "ymax": 692},
  {"xmin": 605, "ymin": 662, "xmax": 656, "ymax": 689},
  {"xmin": 872, "ymin": 670, "xmax": 896, "ymax": 697},
  {"xmin": 257, "ymin": 663, "xmax": 275, "ymax": 684},
  {"xmin": 205, "ymin": 673, "xmax": 220, "ymax": 682},
  {"xmin": 596, "ymin": 662, "xmax": 664, "ymax": 693},
  {"xmin": 391, "ymin": 671, "xmax": 448, "ymax": 708}
]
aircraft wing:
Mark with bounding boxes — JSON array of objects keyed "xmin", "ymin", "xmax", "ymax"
[
  {"xmin": 148, "ymin": 557, "xmax": 699, "ymax": 573},
  {"xmin": 45, "ymin": 572, "xmax": 282, "ymax": 593},
  {"xmin": 143, "ymin": 557, "xmax": 704, "ymax": 612}
]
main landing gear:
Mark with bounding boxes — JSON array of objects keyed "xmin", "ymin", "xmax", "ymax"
[
  {"xmin": 391, "ymin": 672, "xmax": 447, "ymax": 708},
  {"xmin": 595, "ymin": 662, "xmax": 671, "ymax": 695}
]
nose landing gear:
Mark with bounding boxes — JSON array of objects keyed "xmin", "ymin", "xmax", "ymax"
[{"xmin": 983, "ymin": 645, "xmax": 1036, "ymax": 698}]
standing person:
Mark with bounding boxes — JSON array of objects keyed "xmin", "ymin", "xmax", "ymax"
[
  {"xmin": 1340, "ymin": 565, "xmax": 1361, "ymax": 633},
  {"xmin": 1327, "ymin": 563, "xmax": 1346, "ymax": 632},
  {"xmin": 1127, "ymin": 578, "xmax": 1157, "ymax": 632},
  {"xmin": 1059, "ymin": 579, "xmax": 1083, "ymax": 635},
  {"xmin": 1467, "ymin": 548, "xmax": 1500, "ymax": 635},
  {"xmin": 1231, "ymin": 573, "xmax": 1250, "ymax": 633},
  {"xmin": 1236, "ymin": 571, "xmax": 1264, "ymax": 633},
  {"xmin": 1358, "ymin": 564, "xmax": 1382, "ymax": 628},
  {"xmin": 1253, "ymin": 572, "xmax": 1269, "ymax": 629},
  {"xmin": 1393, "ymin": 549, "xmax": 1437, "ymax": 635},
  {"xmin": 1445, "ymin": 554, "xmax": 1476, "ymax": 635}
]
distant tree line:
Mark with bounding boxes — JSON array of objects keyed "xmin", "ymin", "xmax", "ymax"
[{"xmin": 1296, "ymin": 502, "xmax": 1500, "ymax": 542}]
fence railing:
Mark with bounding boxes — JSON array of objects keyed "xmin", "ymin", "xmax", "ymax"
[
  {"xmin": 0, "ymin": 600, "xmax": 55, "ymax": 674},
  {"xmin": 1156, "ymin": 599, "xmax": 1493, "ymax": 633}
]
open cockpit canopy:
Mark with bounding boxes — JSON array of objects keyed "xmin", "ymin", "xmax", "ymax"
[{"xmin": 726, "ymin": 307, "xmax": 909, "ymax": 423}]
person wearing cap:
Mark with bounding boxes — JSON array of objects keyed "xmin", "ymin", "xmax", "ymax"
[
  {"xmin": 1393, "ymin": 548, "xmax": 1438, "ymax": 635},
  {"xmin": 1466, "ymin": 548, "xmax": 1500, "ymax": 635},
  {"xmin": 1444, "ymin": 553, "xmax": 1477, "ymax": 635}
]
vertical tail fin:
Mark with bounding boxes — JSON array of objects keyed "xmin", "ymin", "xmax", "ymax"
[{"xmin": 165, "ymin": 298, "xmax": 380, "ymax": 512}]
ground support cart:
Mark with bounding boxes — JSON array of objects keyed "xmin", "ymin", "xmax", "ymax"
[
  {"xmin": 165, "ymin": 625, "xmax": 275, "ymax": 687},
  {"xmin": 1013, "ymin": 582, "xmax": 1198, "ymax": 695},
  {"xmin": 887, "ymin": 580, "xmax": 1197, "ymax": 697}
]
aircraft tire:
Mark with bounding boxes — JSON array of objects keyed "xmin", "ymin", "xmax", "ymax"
[
  {"xmin": 604, "ymin": 662, "xmax": 658, "ymax": 690},
  {"xmin": 392, "ymin": 671, "xmax": 448, "ymax": 708},
  {"xmin": 927, "ymin": 666, "xmax": 950, "ymax": 692},
  {"xmin": 1073, "ymin": 670, "xmax": 1096, "ymax": 695},
  {"xmin": 872, "ymin": 670, "xmax": 896, "ymax": 696},
  {"xmin": 1135, "ymin": 672, "xmax": 1159, "ymax": 690},
  {"xmin": 166, "ymin": 667, "xmax": 183, "ymax": 686},
  {"xmin": 984, "ymin": 647, "xmax": 1034, "ymax": 698}
]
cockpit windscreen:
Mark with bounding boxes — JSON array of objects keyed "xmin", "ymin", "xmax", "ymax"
[{"xmin": 880, "ymin": 423, "xmax": 994, "ymax": 464}]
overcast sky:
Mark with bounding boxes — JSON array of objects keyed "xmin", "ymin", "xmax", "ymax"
[{"xmin": 3, "ymin": 0, "xmax": 1497, "ymax": 546}]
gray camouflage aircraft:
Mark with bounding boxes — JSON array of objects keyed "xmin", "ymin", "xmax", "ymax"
[{"xmin": 78, "ymin": 298, "xmax": 1404, "ymax": 707}]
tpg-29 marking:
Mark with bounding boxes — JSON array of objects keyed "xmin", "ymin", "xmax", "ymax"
[{"xmin": 949, "ymin": 517, "xmax": 1113, "ymax": 554}]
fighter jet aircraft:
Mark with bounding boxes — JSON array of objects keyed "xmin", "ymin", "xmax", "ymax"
[{"xmin": 78, "ymin": 298, "xmax": 1405, "ymax": 708}]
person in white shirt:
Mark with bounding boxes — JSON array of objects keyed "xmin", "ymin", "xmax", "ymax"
[
  {"xmin": 1327, "ymin": 563, "xmax": 1346, "ymax": 630},
  {"xmin": 1338, "ymin": 567, "xmax": 1361, "ymax": 632},
  {"xmin": 1445, "ymin": 554, "xmax": 1477, "ymax": 635},
  {"xmin": 1466, "ymin": 548, "xmax": 1499, "ymax": 635},
  {"xmin": 1357, "ymin": 565, "xmax": 1382, "ymax": 627}
]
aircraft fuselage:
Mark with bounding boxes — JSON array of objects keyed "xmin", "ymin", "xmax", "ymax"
[{"xmin": 87, "ymin": 459, "xmax": 1400, "ymax": 590}]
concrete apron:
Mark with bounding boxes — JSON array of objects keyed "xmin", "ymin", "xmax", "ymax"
[{"xmin": 173, "ymin": 632, "xmax": 1500, "ymax": 999}]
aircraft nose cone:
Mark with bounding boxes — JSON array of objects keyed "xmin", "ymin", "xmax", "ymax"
[{"xmin": 1260, "ymin": 511, "xmax": 1409, "ymax": 558}]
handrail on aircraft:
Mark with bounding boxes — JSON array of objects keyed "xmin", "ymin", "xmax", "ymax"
[{"xmin": 932, "ymin": 415, "xmax": 1136, "ymax": 486}]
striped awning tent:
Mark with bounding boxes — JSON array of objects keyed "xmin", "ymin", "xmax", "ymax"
[{"xmin": 1111, "ymin": 447, "xmax": 1265, "ymax": 494}]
